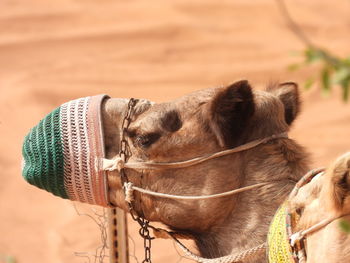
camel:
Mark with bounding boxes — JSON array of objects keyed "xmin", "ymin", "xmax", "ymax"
[
  {"xmin": 102, "ymin": 80, "xmax": 310, "ymax": 262},
  {"xmin": 287, "ymin": 152, "xmax": 350, "ymax": 263}
]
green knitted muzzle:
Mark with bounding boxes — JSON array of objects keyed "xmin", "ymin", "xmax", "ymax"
[{"xmin": 22, "ymin": 95, "xmax": 110, "ymax": 206}]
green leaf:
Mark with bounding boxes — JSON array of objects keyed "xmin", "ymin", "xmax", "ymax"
[
  {"xmin": 342, "ymin": 57, "xmax": 350, "ymax": 67},
  {"xmin": 304, "ymin": 78, "xmax": 314, "ymax": 90},
  {"xmin": 321, "ymin": 67, "xmax": 331, "ymax": 96},
  {"xmin": 339, "ymin": 219, "xmax": 350, "ymax": 233},
  {"xmin": 332, "ymin": 67, "xmax": 350, "ymax": 85},
  {"xmin": 304, "ymin": 48, "xmax": 325, "ymax": 64},
  {"xmin": 341, "ymin": 79, "xmax": 350, "ymax": 102}
]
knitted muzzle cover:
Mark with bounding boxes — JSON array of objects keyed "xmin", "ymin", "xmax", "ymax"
[
  {"xmin": 22, "ymin": 95, "xmax": 110, "ymax": 207},
  {"xmin": 267, "ymin": 201, "xmax": 297, "ymax": 263}
]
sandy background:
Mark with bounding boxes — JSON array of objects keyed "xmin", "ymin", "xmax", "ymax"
[{"xmin": 0, "ymin": 0, "xmax": 349, "ymax": 262}]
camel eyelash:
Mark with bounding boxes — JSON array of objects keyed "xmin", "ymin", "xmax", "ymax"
[{"xmin": 134, "ymin": 132, "xmax": 161, "ymax": 148}]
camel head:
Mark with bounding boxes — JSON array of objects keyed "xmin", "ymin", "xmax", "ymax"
[
  {"xmin": 103, "ymin": 80, "xmax": 305, "ymax": 237},
  {"xmin": 22, "ymin": 79, "xmax": 309, "ymax": 260},
  {"xmin": 288, "ymin": 152, "xmax": 350, "ymax": 263}
]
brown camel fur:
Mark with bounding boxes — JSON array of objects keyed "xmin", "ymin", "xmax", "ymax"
[
  {"xmin": 103, "ymin": 80, "xmax": 310, "ymax": 262},
  {"xmin": 289, "ymin": 152, "xmax": 350, "ymax": 263}
]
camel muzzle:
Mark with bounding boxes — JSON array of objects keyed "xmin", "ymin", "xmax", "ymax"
[{"xmin": 21, "ymin": 94, "xmax": 127, "ymax": 207}]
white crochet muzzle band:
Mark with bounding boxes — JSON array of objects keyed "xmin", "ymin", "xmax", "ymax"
[{"xmin": 22, "ymin": 95, "xmax": 111, "ymax": 207}]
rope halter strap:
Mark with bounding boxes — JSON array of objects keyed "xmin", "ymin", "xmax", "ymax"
[
  {"xmin": 102, "ymin": 132, "xmax": 289, "ymax": 171},
  {"xmin": 102, "ymin": 132, "xmax": 288, "ymax": 203}
]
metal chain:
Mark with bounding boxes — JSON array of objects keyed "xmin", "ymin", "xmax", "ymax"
[
  {"xmin": 139, "ymin": 218, "xmax": 152, "ymax": 263},
  {"xmin": 119, "ymin": 98, "xmax": 153, "ymax": 263}
]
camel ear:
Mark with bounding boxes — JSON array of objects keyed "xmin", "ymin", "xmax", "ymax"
[
  {"xmin": 269, "ymin": 82, "xmax": 300, "ymax": 125},
  {"xmin": 322, "ymin": 152, "xmax": 350, "ymax": 213},
  {"xmin": 209, "ymin": 80, "xmax": 255, "ymax": 148}
]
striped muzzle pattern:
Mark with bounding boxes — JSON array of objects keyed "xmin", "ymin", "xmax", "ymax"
[{"xmin": 22, "ymin": 95, "xmax": 110, "ymax": 207}]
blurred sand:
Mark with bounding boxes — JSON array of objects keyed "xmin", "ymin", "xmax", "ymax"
[{"xmin": 0, "ymin": 0, "xmax": 349, "ymax": 262}]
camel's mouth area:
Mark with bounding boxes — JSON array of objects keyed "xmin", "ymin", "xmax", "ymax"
[{"xmin": 22, "ymin": 95, "xmax": 112, "ymax": 207}]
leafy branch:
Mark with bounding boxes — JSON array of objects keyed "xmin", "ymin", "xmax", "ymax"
[{"xmin": 276, "ymin": 0, "xmax": 350, "ymax": 101}]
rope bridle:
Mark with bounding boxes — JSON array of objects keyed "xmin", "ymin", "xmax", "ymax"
[
  {"xmin": 105, "ymin": 98, "xmax": 291, "ymax": 263},
  {"xmin": 107, "ymin": 99, "xmax": 350, "ymax": 263},
  {"xmin": 103, "ymin": 133, "xmax": 289, "ymax": 172}
]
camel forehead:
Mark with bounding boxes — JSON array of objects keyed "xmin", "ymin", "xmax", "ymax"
[
  {"xmin": 163, "ymin": 87, "xmax": 217, "ymax": 110},
  {"xmin": 135, "ymin": 88, "xmax": 216, "ymax": 120},
  {"xmin": 150, "ymin": 88, "xmax": 277, "ymax": 113},
  {"xmin": 175, "ymin": 87, "xmax": 277, "ymax": 106},
  {"xmin": 133, "ymin": 86, "xmax": 281, "ymax": 128}
]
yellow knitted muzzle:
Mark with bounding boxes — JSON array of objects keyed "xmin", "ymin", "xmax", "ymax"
[{"xmin": 267, "ymin": 202, "xmax": 296, "ymax": 263}]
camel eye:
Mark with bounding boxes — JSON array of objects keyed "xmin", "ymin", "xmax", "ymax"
[
  {"xmin": 135, "ymin": 133, "xmax": 161, "ymax": 148},
  {"xmin": 126, "ymin": 129, "xmax": 137, "ymax": 139}
]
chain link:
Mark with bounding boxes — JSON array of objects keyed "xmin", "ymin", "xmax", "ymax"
[{"xmin": 119, "ymin": 98, "xmax": 153, "ymax": 263}]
